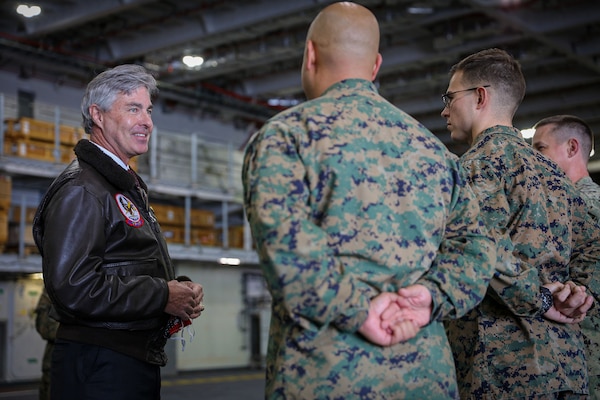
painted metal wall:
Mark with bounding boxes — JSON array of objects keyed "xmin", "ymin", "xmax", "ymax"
[
  {"xmin": 0, "ymin": 278, "xmax": 45, "ymax": 382},
  {"xmin": 0, "ymin": 267, "xmax": 271, "ymax": 382},
  {"xmin": 174, "ymin": 262, "xmax": 249, "ymax": 370},
  {"xmin": 174, "ymin": 261, "xmax": 270, "ymax": 371}
]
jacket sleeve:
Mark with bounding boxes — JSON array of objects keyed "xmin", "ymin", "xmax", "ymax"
[
  {"xmin": 570, "ymin": 195, "xmax": 600, "ymax": 318},
  {"xmin": 460, "ymin": 158, "xmax": 542, "ymax": 317},
  {"xmin": 243, "ymin": 123, "xmax": 369, "ymax": 334},
  {"xmin": 40, "ymin": 184, "xmax": 169, "ymax": 324},
  {"xmin": 414, "ymin": 158, "xmax": 497, "ymax": 321}
]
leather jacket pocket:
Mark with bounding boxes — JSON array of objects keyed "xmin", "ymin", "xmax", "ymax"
[{"xmin": 102, "ymin": 259, "xmax": 159, "ymax": 277}]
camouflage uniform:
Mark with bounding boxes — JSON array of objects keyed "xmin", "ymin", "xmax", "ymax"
[
  {"xmin": 243, "ymin": 79, "xmax": 497, "ymax": 399},
  {"xmin": 445, "ymin": 125, "xmax": 600, "ymax": 399},
  {"xmin": 34, "ymin": 288, "xmax": 59, "ymax": 400},
  {"xmin": 576, "ymin": 176, "xmax": 600, "ymax": 400}
]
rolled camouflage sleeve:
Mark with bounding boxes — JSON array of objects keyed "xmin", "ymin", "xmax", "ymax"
[{"xmin": 243, "ymin": 122, "xmax": 368, "ymax": 334}]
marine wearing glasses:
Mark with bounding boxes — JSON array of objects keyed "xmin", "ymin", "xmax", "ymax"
[{"xmin": 441, "ymin": 85, "xmax": 491, "ymax": 108}]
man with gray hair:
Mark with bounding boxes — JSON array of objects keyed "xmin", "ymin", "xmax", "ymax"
[{"xmin": 33, "ymin": 64, "xmax": 204, "ymax": 400}]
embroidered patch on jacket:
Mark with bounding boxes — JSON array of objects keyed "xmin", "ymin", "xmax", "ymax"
[{"xmin": 115, "ymin": 193, "xmax": 144, "ymax": 228}]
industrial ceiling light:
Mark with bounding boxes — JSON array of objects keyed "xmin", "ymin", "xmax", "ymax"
[
  {"xmin": 520, "ymin": 128, "xmax": 535, "ymax": 139},
  {"xmin": 182, "ymin": 55, "xmax": 204, "ymax": 68},
  {"xmin": 268, "ymin": 98, "xmax": 300, "ymax": 107},
  {"xmin": 407, "ymin": 4, "xmax": 433, "ymax": 14},
  {"xmin": 16, "ymin": 4, "xmax": 42, "ymax": 18},
  {"xmin": 219, "ymin": 257, "xmax": 241, "ymax": 266}
]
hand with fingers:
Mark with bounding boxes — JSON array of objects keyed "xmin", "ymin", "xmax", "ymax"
[
  {"xmin": 359, "ymin": 285, "xmax": 433, "ymax": 347},
  {"xmin": 165, "ymin": 280, "xmax": 205, "ymax": 321},
  {"xmin": 381, "ymin": 284, "xmax": 432, "ymax": 341},
  {"xmin": 358, "ymin": 292, "xmax": 418, "ymax": 347},
  {"xmin": 543, "ymin": 280, "xmax": 593, "ymax": 324}
]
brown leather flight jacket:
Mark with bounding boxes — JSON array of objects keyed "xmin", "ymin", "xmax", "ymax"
[{"xmin": 32, "ymin": 139, "xmax": 175, "ymax": 365}]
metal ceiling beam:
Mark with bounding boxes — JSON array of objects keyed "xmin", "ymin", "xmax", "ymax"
[
  {"xmin": 200, "ymin": 2, "xmax": 591, "ymax": 101},
  {"xmin": 92, "ymin": 0, "xmax": 322, "ymax": 62},
  {"xmin": 515, "ymin": 84, "xmax": 600, "ymax": 117},
  {"xmin": 0, "ymin": 36, "xmax": 277, "ymax": 121},
  {"xmin": 242, "ymin": 70, "xmax": 301, "ymax": 98},
  {"xmin": 165, "ymin": 41, "xmax": 304, "ymax": 86},
  {"xmin": 20, "ymin": 0, "xmax": 156, "ymax": 37},
  {"xmin": 467, "ymin": 0, "xmax": 600, "ymax": 75}
]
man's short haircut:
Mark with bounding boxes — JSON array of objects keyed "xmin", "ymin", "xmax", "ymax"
[
  {"xmin": 534, "ymin": 115, "xmax": 594, "ymax": 159},
  {"xmin": 450, "ymin": 48, "xmax": 526, "ymax": 117}
]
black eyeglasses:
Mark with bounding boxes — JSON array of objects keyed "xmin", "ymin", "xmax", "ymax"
[{"xmin": 442, "ymin": 85, "xmax": 490, "ymax": 108}]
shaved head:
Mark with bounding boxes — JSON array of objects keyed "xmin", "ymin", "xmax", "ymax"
[
  {"xmin": 302, "ymin": 2, "xmax": 381, "ymax": 99},
  {"xmin": 308, "ymin": 2, "xmax": 380, "ymax": 68}
]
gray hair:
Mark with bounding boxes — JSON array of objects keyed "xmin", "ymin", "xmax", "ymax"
[{"xmin": 81, "ymin": 64, "xmax": 158, "ymax": 134}]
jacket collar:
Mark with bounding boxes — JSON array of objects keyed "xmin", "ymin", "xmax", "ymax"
[{"xmin": 74, "ymin": 139, "xmax": 146, "ymax": 192}]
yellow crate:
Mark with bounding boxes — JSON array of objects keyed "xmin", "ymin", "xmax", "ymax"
[
  {"xmin": 63, "ymin": 146, "xmax": 76, "ymax": 163},
  {"xmin": 190, "ymin": 209, "xmax": 214, "ymax": 228},
  {"xmin": 5, "ymin": 139, "xmax": 75, "ymax": 164},
  {"xmin": 151, "ymin": 203, "xmax": 184, "ymax": 225},
  {"xmin": 5, "ymin": 117, "xmax": 84, "ymax": 146},
  {"xmin": 228, "ymin": 226, "xmax": 245, "ymax": 248},
  {"xmin": 0, "ymin": 212, "xmax": 8, "ymax": 245},
  {"xmin": 0, "ymin": 176, "xmax": 12, "ymax": 195},
  {"xmin": 0, "ymin": 195, "xmax": 9, "ymax": 212},
  {"xmin": 151, "ymin": 205, "xmax": 213, "ymax": 228},
  {"xmin": 6, "ymin": 117, "xmax": 53, "ymax": 139},
  {"xmin": 58, "ymin": 124, "xmax": 85, "ymax": 146},
  {"xmin": 9, "ymin": 206, "xmax": 38, "ymax": 224},
  {"xmin": 0, "ymin": 176, "xmax": 11, "ymax": 211},
  {"xmin": 160, "ymin": 226, "xmax": 216, "ymax": 246},
  {"xmin": 190, "ymin": 228, "xmax": 217, "ymax": 246},
  {"xmin": 228, "ymin": 225, "xmax": 254, "ymax": 249},
  {"xmin": 161, "ymin": 225, "xmax": 184, "ymax": 244}
]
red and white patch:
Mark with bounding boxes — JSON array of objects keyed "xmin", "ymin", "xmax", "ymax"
[{"xmin": 115, "ymin": 193, "xmax": 144, "ymax": 228}]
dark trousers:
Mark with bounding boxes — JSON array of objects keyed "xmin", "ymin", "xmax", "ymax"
[{"xmin": 50, "ymin": 339, "xmax": 161, "ymax": 400}]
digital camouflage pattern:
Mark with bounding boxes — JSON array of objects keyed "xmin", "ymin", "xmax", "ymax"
[
  {"xmin": 243, "ymin": 79, "xmax": 497, "ymax": 399},
  {"xmin": 576, "ymin": 176, "xmax": 600, "ymax": 400},
  {"xmin": 35, "ymin": 288, "xmax": 59, "ymax": 400},
  {"xmin": 445, "ymin": 125, "xmax": 600, "ymax": 399}
]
